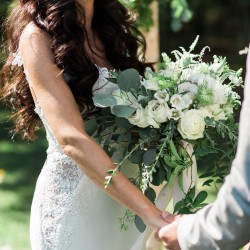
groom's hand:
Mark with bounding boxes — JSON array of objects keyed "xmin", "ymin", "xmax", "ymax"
[{"xmin": 158, "ymin": 211, "xmax": 185, "ymax": 250}]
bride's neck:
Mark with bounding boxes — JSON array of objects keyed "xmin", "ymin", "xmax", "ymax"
[{"xmin": 78, "ymin": 0, "xmax": 94, "ymax": 33}]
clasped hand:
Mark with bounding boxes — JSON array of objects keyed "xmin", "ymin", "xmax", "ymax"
[{"xmin": 156, "ymin": 211, "xmax": 186, "ymax": 250}]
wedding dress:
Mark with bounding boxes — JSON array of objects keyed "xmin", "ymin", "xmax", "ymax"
[
  {"xmin": 13, "ymin": 51, "xmax": 145, "ymax": 250},
  {"xmin": 13, "ymin": 50, "xmax": 198, "ymax": 250}
]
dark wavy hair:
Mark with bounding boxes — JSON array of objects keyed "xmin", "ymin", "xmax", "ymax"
[{"xmin": 1, "ymin": 0, "xmax": 152, "ymax": 140}]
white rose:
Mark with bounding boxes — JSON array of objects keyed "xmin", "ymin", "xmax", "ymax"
[
  {"xmin": 170, "ymin": 94, "xmax": 186, "ymax": 110},
  {"xmin": 177, "ymin": 109, "xmax": 205, "ymax": 140},
  {"xmin": 154, "ymin": 90, "xmax": 169, "ymax": 103},
  {"xmin": 112, "ymin": 89, "xmax": 139, "ymax": 108},
  {"xmin": 128, "ymin": 106, "xmax": 149, "ymax": 128},
  {"xmin": 145, "ymin": 100, "xmax": 171, "ymax": 128}
]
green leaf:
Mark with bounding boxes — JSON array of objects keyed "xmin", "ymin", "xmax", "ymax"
[
  {"xmin": 144, "ymin": 187, "xmax": 156, "ymax": 204},
  {"xmin": 199, "ymin": 172, "xmax": 214, "ymax": 178},
  {"xmin": 178, "ymin": 174, "xmax": 184, "ymax": 192},
  {"xmin": 115, "ymin": 117, "xmax": 134, "ymax": 128},
  {"xmin": 117, "ymin": 69, "xmax": 141, "ymax": 92},
  {"xmin": 92, "ymin": 94, "xmax": 117, "ymax": 107},
  {"xmin": 202, "ymin": 179, "xmax": 213, "ymax": 187},
  {"xmin": 173, "ymin": 200, "xmax": 183, "ymax": 213},
  {"xmin": 135, "ymin": 215, "xmax": 146, "ymax": 233},
  {"xmin": 193, "ymin": 191, "xmax": 208, "ymax": 206},
  {"xmin": 168, "ymin": 173, "xmax": 177, "ymax": 187},
  {"xmin": 188, "ymin": 186, "xmax": 196, "ymax": 199},
  {"xmin": 143, "ymin": 149, "xmax": 157, "ymax": 165},
  {"xmin": 173, "ymin": 165, "xmax": 184, "ymax": 175},
  {"xmin": 112, "ymin": 105, "xmax": 136, "ymax": 117},
  {"xmin": 178, "ymin": 207, "xmax": 192, "ymax": 214},
  {"xmin": 138, "ymin": 128, "xmax": 153, "ymax": 139},
  {"xmin": 84, "ymin": 119, "xmax": 98, "ymax": 136},
  {"xmin": 169, "ymin": 140, "xmax": 182, "ymax": 161},
  {"xmin": 151, "ymin": 162, "xmax": 167, "ymax": 186},
  {"xmin": 194, "ymin": 147, "xmax": 218, "ymax": 157},
  {"xmin": 106, "ymin": 77, "xmax": 117, "ymax": 84},
  {"xmin": 129, "ymin": 149, "xmax": 144, "ymax": 164},
  {"xmin": 164, "ymin": 155, "xmax": 179, "ymax": 169}
]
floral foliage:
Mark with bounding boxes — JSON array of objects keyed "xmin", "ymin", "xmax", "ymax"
[{"xmin": 85, "ymin": 37, "xmax": 242, "ymax": 231}]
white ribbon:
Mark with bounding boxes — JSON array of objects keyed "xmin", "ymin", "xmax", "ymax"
[{"xmin": 142, "ymin": 141, "xmax": 198, "ymax": 250}]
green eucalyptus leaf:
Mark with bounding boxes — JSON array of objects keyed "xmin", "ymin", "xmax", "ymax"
[
  {"xmin": 138, "ymin": 128, "xmax": 153, "ymax": 139},
  {"xmin": 93, "ymin": 94, "xmax": 117, "ymax": 107},
  {"xmin": 129, "ymin": 149, "xmax": 144, "ymax": 164},
  {"xmin": 144, "ymin": 187, "xmax": 156, "ymax": 204},
  {"xmin": 117, "ymin": 68, "xmax": 141, "ymax": 92},
  {"xmin": 143, "ymin": 149, "xmax": 157, "ymax": 165},
  {"xmin": 193, "ymin": 191, "xmax": 208, "ymax": 206},
  {"xmin": 194, "ymin": 147, "xmax": 218, "ymax": 157},
  {"xmin": 151, "ymin": 163, "xmax": 167, "ymax": 186},
  {"xmin": 115, "ymin": 117, "xmax": 134, "ymax": 128},
  {"xmin": 112, "ymin": 105, "xmax": 136, "ymax": 117},
  {"xmin": 84, "ymin": 119, "xmax": 98, "ymax": 136},
  {"xmin": 135, "ymin": 215, "xmax": 146, "ymax": 233},
  {"xmin": 106, "ymin": 77, "xmax": 117, "ymax": 84}
]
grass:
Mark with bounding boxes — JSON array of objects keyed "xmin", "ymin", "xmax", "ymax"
[{"xmin": 0, "ymin": 106, "xmax": 47, "ymax": 250}]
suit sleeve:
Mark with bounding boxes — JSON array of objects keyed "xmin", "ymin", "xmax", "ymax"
[{"xmin": 177, "ymin": 49, "xmax": 250, "ymax": 250}]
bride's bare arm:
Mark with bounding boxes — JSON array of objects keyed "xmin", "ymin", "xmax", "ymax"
[{"xmin": 19, "ymin": 24, "xmax": 166, "ymax": 229}]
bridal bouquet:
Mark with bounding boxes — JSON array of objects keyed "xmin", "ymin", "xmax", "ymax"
[{"xmin": 85, "ymin": 37, "xmax": 242, "ymax": 231}]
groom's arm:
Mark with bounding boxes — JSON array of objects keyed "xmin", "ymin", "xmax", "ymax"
[{"xmin": 176, "ymin": 50, "xmax": 250, "ymax": 250}]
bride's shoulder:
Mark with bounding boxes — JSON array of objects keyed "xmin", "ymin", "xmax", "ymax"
[
  {"xmin": 19, "ymin": 22, "xmax": 53, "ymax": 61},
  {"xmin": 19, "ymin": 22, "xmax": 51, "ymax": 54}
]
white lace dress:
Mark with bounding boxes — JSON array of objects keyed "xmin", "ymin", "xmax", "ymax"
[{"xmin": 13, "ymin": 52, "xmax": 145, "ymax": 250}]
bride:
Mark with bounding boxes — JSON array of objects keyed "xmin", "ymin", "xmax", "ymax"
[{"xmin": 1, "ymin": 0, "xmax": 168, "ymax": 249}]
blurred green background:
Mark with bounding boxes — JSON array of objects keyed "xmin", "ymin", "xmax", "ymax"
[{"xmin": 0, "ymin": 0, "xmax": 249, "ymax": 249}]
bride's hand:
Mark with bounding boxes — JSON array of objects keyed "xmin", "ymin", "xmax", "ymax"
[{"xmin": 143, "ymin": 207, "xmax": 172, "ymax": 229}]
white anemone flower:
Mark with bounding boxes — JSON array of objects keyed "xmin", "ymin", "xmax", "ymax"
[
  {"xmin": 182, "ymin": 94, "xmax": 193, "ymax": 108},
  {"xmin": 178, "ymin": 82, "xmax": 198, "ymax": 98},
  {"xmin": 169, "ymin": 108, "xmax": 184, "ymax": 121},
  {"xmin": 154, "ymin": 90, "xmax": 170, "ymax": 103},
  {"xmin": 170, "ymin": 94, "xmax": 186, "ymax": 110}
]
